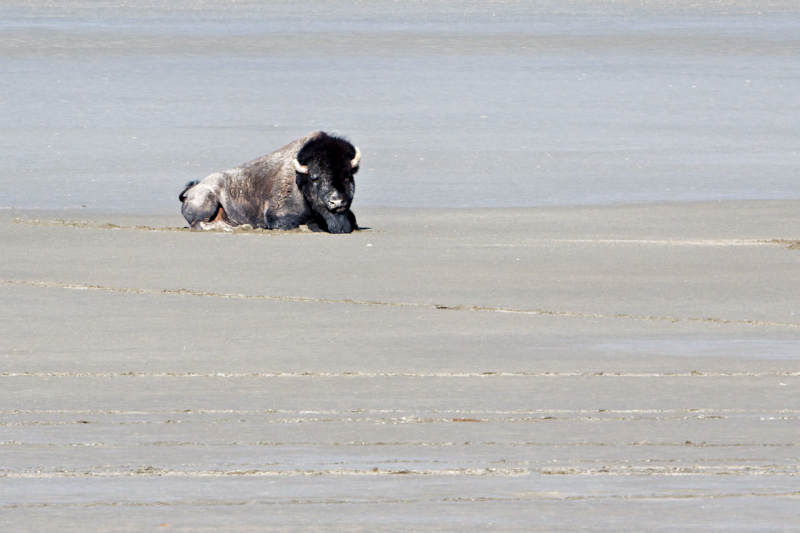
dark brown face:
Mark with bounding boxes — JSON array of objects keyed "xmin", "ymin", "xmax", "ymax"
[
  {"xmin": 294, "ymin": 134, "xmax": 360, "ymax": 233},
  {"xmin": 298, "ymin": 163, "xmax": 356, "ymax": 214}
]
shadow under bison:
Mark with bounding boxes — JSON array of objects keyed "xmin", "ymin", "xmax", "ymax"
[{"xmin": 179, "ymin": 131, "xmax": 360, "ymax": 234}]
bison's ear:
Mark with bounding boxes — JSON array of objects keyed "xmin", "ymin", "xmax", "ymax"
[{"xmin": 295, "ymin": 172, "xmax": 308, "ymax": 188}]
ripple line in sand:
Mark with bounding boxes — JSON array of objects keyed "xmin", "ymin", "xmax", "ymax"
[
  {"xmin": 462, "ymin": 239, "xmax": 780, "ymax": 247},
  {"xmin": 2, "ymin": 414, "xmax": 797, "ymax": 426},
  {"xmin": 2, "ymin": 370, "xmax": 799, "ymax": 378},
  {"xmin": 12, "ymin": 218, "xmax": 190, "ymax": 232},
  {"xmin": 10, "ymin": 217, "xmax": 375, "ymax": 234},
  {"xmin": 3, "ymin": 489, "xmax": 798, "ymax": 509},
  {"xmin": 3, "ymin": 279, "xmax": 799, "ymax": 329},
  {"xmin": 3, "ymin": 441, "xmax": 799, "ymax": 448},
  {"xmin": 5, "ymin": 407, "xmax": 798, "ymax": 415},
  {"xmin": 2, "ymin": 467, "xmax": 530, "ymax": 479},
  {"xmin": 2, "ymin": 464, "xmax": 798, "ymax": 479},
  {"xmin": 4, "ymin": 489, "xmax": 799, "ymax": 510}
]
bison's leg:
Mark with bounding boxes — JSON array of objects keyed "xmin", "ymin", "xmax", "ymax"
[
  {"xmin": 197, "ymin": 205, "xmax": 234, "ymax": 231},
  {"xmin": 314, "ymin": 210, "xmax": 355, "ymax": 234},
  {"xmin": 265, "ymin": 210, "xmax": 304, "ymax": 231},
  {"xmin": 347, "ymin": 210, "xmax": 358, "ymax": 231}
]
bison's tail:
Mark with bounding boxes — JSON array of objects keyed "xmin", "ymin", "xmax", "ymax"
[{"xmin": 178, "ymin": 180, "xmax": 200, "ymax": 202}]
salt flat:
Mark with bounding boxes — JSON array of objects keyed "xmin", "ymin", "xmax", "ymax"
[
  {"xmin": 3, "ymin": 1, "xmax": 800, "ymax": 529},
  {"xmin": 2, "ymin": 202, "xmax": 799, "ymax": 531}
]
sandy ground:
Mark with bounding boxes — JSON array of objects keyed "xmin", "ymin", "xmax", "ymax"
[
  {"xmin": 4, "ymin": 1, "xmax": 800, "ymax": 530},
  {"xmin": 1, "ymin": 201, "xmax": 799, "ymax": 531}
]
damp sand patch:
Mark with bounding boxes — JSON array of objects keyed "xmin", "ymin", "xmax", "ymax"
[
  {"xmin": 769, "ymin": 239, "xmax": 800, "ymax": 250},
  {"xmin": 5, "ymin": 279, "xmax": 800, "ymax": 329},
  {"xmin": 11, "ymin": 217, "xmax": 784, "ymax": 243},
  {"xmin": 10, "ymin": 217, "xmax": 374, "ymax": 234}
]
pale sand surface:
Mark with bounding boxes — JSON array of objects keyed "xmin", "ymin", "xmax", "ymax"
[{"xmin": 2, "ymin": 201, "xmax": 800, "ymax": 531}]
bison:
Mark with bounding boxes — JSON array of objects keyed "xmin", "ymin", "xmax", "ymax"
[{"xmin": 179, "ymin": 131, "xmax": 360, "ymax": 233}]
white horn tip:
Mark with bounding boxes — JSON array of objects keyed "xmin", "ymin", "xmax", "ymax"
[
  {"xmin": 351, "ymin": 146, "xmax": 361, "ymax": 168},
  {"xmin": 293, "ymin": 158, "xmax": 308, "ymax": 174}
]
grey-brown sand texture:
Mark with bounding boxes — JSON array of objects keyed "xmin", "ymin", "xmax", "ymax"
[{"xmin": 2, "ymin": 201, "xmax": 800, "ymax": 531}]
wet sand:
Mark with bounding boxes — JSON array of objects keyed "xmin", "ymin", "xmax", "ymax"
[
  {"xmin": 3, "ymin": 0, "xmax": 800, "ymax": 210},
  {"xmin": 2, "ymin": 202, "xmax": 800, "ymax": 531},
  {"xmin": 3, "ymin": 1, "xmax": 800, "ymax": 529}
]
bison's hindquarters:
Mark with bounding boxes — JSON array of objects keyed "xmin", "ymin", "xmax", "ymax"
[{"xmin": 180, "ymin": 178, "xmax": 230, "ymax": 230}]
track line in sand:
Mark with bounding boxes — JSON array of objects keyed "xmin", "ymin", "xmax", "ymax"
[
  {"xmin": 460, "ymin": 239, "xmax": 784, "ymax": 247},
  {"xmin": 2, "ymin": 464, "xmax": 799, "ymax": 479},
  {"xmin": 9, "ymin": 217, "xmax": 375, "ymax": 234},
  {"xmin": 3, "ymin": 279, "xmax": 799, "ymax": 329},
  {"xmin": 11, "ymin": 218, "xmax": 190, "ymax": 233},
  {"xmin": 2, "ymin": 414, "xmax": 797, "ymax": 426},
  {"xmin": 4, "ymin": 408, "xmax": 797, "ymax": 415},
  {"xmin": 2, "ymin": 490, "xmax": 799, "ymax": 510},
  {"xmin": 4, "ymin": 440, "xmax": 799, "ymax": 448},
  {"xmin": 2, "ymin": 371, "xmax": 799, "ymax": 378}
]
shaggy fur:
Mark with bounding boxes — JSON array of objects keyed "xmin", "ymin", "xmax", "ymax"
[{"xmin": 179, "ymin": 132, "xmax": 359, "ymax": 233}]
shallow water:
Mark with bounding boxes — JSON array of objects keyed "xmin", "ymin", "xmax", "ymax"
[{"xmin": 2, "ymin": 0, "xmax": 800, "ymax": 212}]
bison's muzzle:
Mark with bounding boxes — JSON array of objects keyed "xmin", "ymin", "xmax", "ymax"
[{"xmin": 327, "ymin": 192, "xmax": 348, "ymax": 212}]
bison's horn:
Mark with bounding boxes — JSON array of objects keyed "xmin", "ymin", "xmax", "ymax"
[
  {"xmin": 293, "ymin": 158, "xmax": 308, "ymax": 174},
  {"xmin": 351, "ymin": 146, "xmax": 361, "ymax": 168}
]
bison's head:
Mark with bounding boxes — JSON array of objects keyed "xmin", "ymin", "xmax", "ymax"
[{"xmin": 293, "ymin": 133, "xmax": 359, "ymax": 234}]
